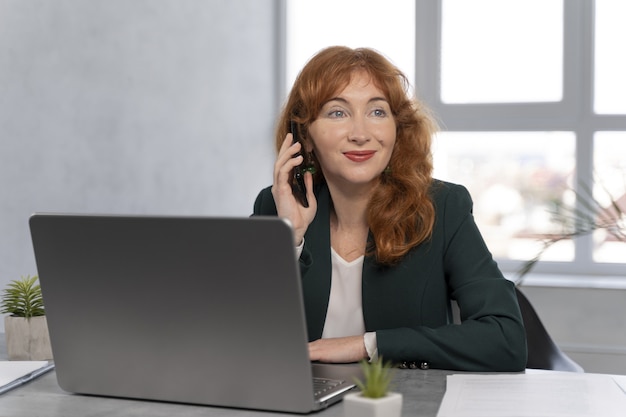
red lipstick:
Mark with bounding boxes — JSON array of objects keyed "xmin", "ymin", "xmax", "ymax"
[{"xmin": 344, "ymin": 151, "xmax": 375, "ymax": 162}]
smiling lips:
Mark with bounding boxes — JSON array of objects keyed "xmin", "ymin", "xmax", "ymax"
[{"xmin": 343, "ymin": 150, "xmax": 375, "ymax": 162}]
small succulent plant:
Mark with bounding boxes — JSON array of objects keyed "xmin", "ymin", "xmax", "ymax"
[{"xmin": 354, "ymin": 356, "xmax": 394, "ymax": 399}]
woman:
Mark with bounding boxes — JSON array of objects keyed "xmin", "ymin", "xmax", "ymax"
[{"xmin": 253, "ymin": 46, "xmax": 527, "ymax": 372}]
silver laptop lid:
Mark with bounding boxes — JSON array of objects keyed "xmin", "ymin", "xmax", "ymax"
[{"xmin": 30, "ymin": 214, "xmax": 335, "ymax": 413}]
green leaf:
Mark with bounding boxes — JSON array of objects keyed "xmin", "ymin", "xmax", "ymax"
[{"xmin": 0, "ymin": 275, "xmax": 45, "ymax": 318}]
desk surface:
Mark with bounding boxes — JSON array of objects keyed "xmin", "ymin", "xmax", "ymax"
[
  {"xmin": 0, "ymin": 334, "xmax": 449, "ymax": 417},
  {"xmin": 4, "ymin": 336, "xmax": 626, "ymax": 417}
]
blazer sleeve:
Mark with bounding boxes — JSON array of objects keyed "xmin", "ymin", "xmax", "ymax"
[
  {"xmin": 253, "ymin": 186, "xmax": 277, "ymax": 215},
  {"xmin": 375, "ymin": 183, "xmax": 528, "ymax": 372}
]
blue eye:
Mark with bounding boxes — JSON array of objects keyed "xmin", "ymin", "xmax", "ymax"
[
  {"xmin": 328, "ymin": 110, "xmax": 345, "ymax": 118},
  {"xmin": 373, "ymin": 109, "xmax": 387, "ymax": 117}
]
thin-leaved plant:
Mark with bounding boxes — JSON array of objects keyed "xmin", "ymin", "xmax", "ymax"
[
  {"xmin": 516, "ymin": 179, "xmax": 625, "ymax": 284},
  {"xmin": 1, "ymin": 275, "xmax": 45, "ymax": 318}
]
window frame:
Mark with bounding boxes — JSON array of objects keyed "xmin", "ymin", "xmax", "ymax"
[{"xmin": 416, "ymin": 0, "xmax": 626, "ymax": 278}]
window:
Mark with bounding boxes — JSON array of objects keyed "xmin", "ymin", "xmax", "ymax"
[
  {"xmin": 285, "ymin": 1, "xmax": 626, "ymax": 278},
  {"xmin": 593, "ymin": 132, "xmax": 626, "ymax": 263},
  {"xmin": 420, "ymin": 0, "xmax": 626, "ymax": 277},
  {"xmin": 285, "ymin": 0, "xmax": 415, "ymax": 93},
  {"xmin": 432, "ymin": 131, "xmax": 576, "ymax": 262},
  {"xmin": 594, "ymin": 0, "xmax": 626, "ymax": 114},
  {"xmin": 440, "ymin": 0, "xmax": 563, "ymax": 104}
]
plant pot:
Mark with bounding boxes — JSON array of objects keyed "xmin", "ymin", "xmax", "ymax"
[
  {"xmin": 4, "ymin": 315, "xmax": 53, "ymax": 361},
  {"xmin": 343, "ymin": 391, "xmax": 402, "ymax": 417}
]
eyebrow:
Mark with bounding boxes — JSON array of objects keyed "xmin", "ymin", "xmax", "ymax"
[{"xmin": 325, "ymin": 96, "xmax": 389, "ymax": 105}]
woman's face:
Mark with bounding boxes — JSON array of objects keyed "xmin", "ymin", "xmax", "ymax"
[{"xmin": 308, "ymin": 71, "xmax": 396, "ymax": 191}]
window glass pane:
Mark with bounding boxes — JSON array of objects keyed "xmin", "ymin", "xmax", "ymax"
[
  {"xmin": 440, "ymin": 0, "xmax": 563, "ymax": 103},
  {"xmin": 286, "ymin": 0, "xmax": 415, "ymax": 93},
  {"xmin": 594, "ymin": 0, "xmax": 626, "ymax": 114},
  {"xmin": 432, "ymin": 132, "xmax": 576, "ymax": 261},
  {"xmin": 593, "ymin": 132, "xmax": 626, "ymax": 262}
]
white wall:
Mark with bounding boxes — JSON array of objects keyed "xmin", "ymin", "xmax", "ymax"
[
  {"xmin": 521, "ymin": 285, "xmax": 626, "ymax": 375},
  {"xmin": 0, "ymin": 0, "xmax": 279, "ymax": 331}
]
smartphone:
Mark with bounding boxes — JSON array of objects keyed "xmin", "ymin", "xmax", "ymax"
[{"xmin": 290, "ymin": 120, "xmax": 309, "ymax": 208}]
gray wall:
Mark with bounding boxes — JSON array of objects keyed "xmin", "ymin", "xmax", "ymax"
[
  {"xmin": 0, "ymin": 0, "xmax": 280, "ymax": 331},
  {"xmin": 521, "ymin": 285, "xmax": 626, "ymax": 375}
]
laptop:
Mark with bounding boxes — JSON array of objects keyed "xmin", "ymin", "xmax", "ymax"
[{"xmin": 29, "ymin": 214, "xmax": 361, "ymax": 413}]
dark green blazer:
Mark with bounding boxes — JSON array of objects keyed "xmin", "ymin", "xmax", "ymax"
[{"xmin": 253, "ymin": 180, "xmax": 527, "ymax": 372}]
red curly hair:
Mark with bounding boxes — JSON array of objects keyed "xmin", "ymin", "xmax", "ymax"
[{"xmin": 275, "ymin": 46, "xmax": 438, "ymax": 265}]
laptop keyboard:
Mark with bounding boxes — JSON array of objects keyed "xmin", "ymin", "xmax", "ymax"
[{"xmin": 313, "ymin": 377, "xmax": 345, "ymax": 398}]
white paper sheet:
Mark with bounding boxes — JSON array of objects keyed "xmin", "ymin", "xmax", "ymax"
[
  {"xmin": 0, "ymin": 361, "xmax": 54, "ymax": 394},
  {"xmin": 437, "ymin": 373, "xmax": 626, "ymax": 417},
  {"xmin": 613, "ymin": 375, "xmax": 626, "ymax": 394}
]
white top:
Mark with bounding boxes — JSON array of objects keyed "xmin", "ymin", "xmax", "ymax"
[
  {"xmin": 297, "ymin": 240, "xmax": 378, "ymax": 360},
  {"xmin": 322, "ymin": 248, "xmax": 365, "ymax": 338}
]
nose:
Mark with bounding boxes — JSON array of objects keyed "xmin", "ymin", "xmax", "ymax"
[{"xmin": 348, "ymin": 116, "xmax": 371, "ymax": 144}]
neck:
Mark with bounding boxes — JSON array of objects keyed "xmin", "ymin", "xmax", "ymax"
[
  {"xmin": 328, "ymin": 192, "xmax": 370, "ymax": 262},
  {"xmin": 327, "ymin": 183, "xmax": 371, "ymax": 228}
]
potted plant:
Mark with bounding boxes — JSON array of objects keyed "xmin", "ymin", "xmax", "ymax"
[
  {"xmin": 343, "ymin": 356, "xmax": 402, "ymax": 417},
  {"xmin": 1, "ymin": 275, "xmax": 52, "ymax": 360}
]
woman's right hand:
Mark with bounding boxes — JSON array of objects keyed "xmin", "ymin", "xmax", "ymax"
[{"xmin": 271, "ymin": 133, "xmax": 317, "ymax": 246}]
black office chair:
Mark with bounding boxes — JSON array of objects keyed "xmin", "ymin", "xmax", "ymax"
[{"xmin": 515, "ymin": 287, "xmax": 584, "ymax": 372}]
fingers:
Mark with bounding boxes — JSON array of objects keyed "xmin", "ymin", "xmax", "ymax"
[
  {"xmin": 271, "ymin": 133, "xmax": 318, "ymax": 245},
  {"xmin": 274, "ymin": 134, "xmax": 303, "ymax": 186},
  {"xmin": 278, "ymin": 133, "xmax": 302, "ymax": 165}
]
